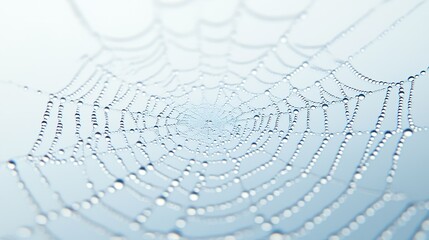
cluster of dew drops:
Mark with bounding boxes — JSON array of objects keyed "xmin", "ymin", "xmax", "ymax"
[{"xmin": 3, "ymin": 1, "xmax": 429, "ymax": 240}]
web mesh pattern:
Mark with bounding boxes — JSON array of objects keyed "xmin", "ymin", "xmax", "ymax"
[{"xmin": 2, "ymin": 0, "xmax": 429, "ymax": 239}]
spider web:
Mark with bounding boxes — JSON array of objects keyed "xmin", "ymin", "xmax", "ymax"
[{"xmin": 1, "ymin": 0, "xmax": 429, "ymax": 239}]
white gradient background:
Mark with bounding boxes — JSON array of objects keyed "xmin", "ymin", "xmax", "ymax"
[{"xmin": 0, "ymin": 0, "xmax": 429, "ymax": 239}]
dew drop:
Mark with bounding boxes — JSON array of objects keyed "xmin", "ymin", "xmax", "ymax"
[
  {"xmin": 403, "ymin": 128, "xmax": 413, "ymax": 137},
  {"xmin": 156, "ymin": 196, "xmax": 166, "ymax": 206},
  {"xmin": 176, "ymin": 218, "xmax": 186, "ymax": 228},
  {"xmin": 113, "ymin": 179, "xmax": 124, "ymax": 190},
  {"xmin": 322, "ymin": 104, "xmax": 328, "ymax": 110},
  {"xmin": 35, "ymin": 214, "xmax": 48, "ymax": 225},
  {"xmin": 167, "ymin": 231, "xmax": 181, "ymax": 240},
  {"xmin": 7, "ymin": 160, "xmax": 16, "ymax": 170},
  {"xmin": 354, "ymin": 172, "xmax": 362, "ymax": 180},
  {"xmin": 138, "ymin": 167, "xmax": 147, "ymax": 175},
  {"xmin": 189, "ymin": 192, "xmax": 199, "ymax": 201},
  {"xmin": 269, "ymin": 232, "xmax": 283, "ymax": 240}
]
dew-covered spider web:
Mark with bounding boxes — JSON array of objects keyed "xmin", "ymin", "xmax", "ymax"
[{"xmin": 1, "ymin": 0, "xmax": 429, "ymax": 239}]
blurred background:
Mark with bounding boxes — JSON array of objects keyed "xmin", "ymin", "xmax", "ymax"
[{"xmin": 0, "ymin": 0, "xmax": 429, "ymax": 239}]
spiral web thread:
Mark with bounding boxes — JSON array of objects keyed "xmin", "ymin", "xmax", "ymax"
[{"xmin": 3, "ymin": 0, "xmax": 429, "ymax": 239}]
